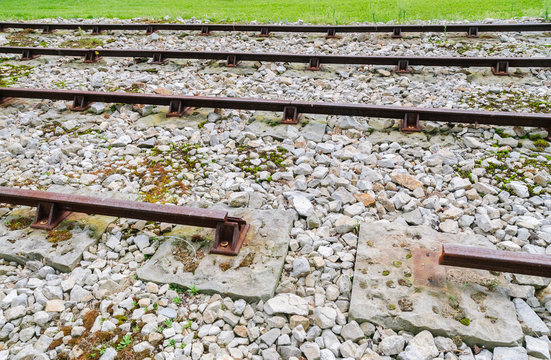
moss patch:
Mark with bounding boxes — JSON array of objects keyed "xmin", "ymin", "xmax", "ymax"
[
  {"xmin": 233, "ymin": 146, "xmax": 289, "ymax": 181},
  {"xmin": 6, "ymin": 29, "xmax": 37, "ymax": 47},
  {"xmin": 6, "ymin": 216, "xmax": 33, "ymax": 230},
  {"xmin": 460, "ymin": 89, "xmax": 551, "ymax": 113},
  {"xmin": 60, "ymin": 38, "xmax": 104, "ymax": 49},
  {"xmin": 47, "ymin": 229, "xmax": 73, "ymax": 243},
  {"xmin": 0, "ymin": 63, "xmax": 33, "ymax": 86}
]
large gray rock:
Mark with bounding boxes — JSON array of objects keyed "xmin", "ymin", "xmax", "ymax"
[
  {"xmin": 291, "ymin": 195, "xmax": 314, "ymax": 217},
  {"xmin": 350, "ymin": 221, "xmax": 524, "ymax": 348},
  {"xmin": 247, "ymin": 112, "xmax": 327, "ymax": 143},
  {"xmin": 379, "ymin": 335, "xmax": 405, "ymax": 355},
  {"xmin": 513, "ymin": 298, "xmax": 550, "ymax": 336},
  {"xmin": 397, "ymin": 331, "xmax": 439, "ymax": 360},
  {"xmin": 493, "ymin": 346, "xmax": 528, "ymax": 360},
  {"xmin": 314, "ymin": 307, "xmax": 337, "ymax": 329},
  {"xmin": 525, "ymin": 335, "xmax": 550, "ymax": 359},
  {"xmin": 301, "ymin": 342, "xmax": 321, "ymax": 360},
  {"xmin": 265, "ymin": 293, "xmax": 309, "ymax": 316},
  {"xmin": 138, "ymin": 209, "xmax": 294, "ymax": 301},
  {"xmin": 340, "ymin": 321, "xmax": 364, "ymax": 342}
]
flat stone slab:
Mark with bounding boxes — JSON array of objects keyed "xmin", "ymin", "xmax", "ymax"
[
  {"xmin": 0, "ymin": 186, "xmax": 127, "ymax": 272},
  {"xmin": 137, "ymin": 208, "xmax": 294, "ymax": 302},
  {"xmin": 136, "ymin": 108, "xmax": 209, "ymax": 129},
  {"xmin": 246, "ymin": 112, "xmax": 327, "ymax": 143},
  {"xmin": 350, "ymin": 220, "xmax": 523, "ymax": 348}
]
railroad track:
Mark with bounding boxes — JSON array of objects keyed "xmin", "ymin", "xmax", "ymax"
[
  {"xmin": 0, "ymin": 187, "xmax": 249, "ymax": 256},
  {"xmin": 1, "ymin": 46, "xmax": 549, "ymax": 75},
  {"xmin": 1, "ymin": 21, "xmax": 550, "ymax": 38},
  {"xmin": 1, "ymin": 87, "xmax": 550, "ymax": 131}
]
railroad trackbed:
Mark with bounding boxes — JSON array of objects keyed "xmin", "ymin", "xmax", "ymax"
[{"xmin": 0, "ymin": 19, "xmax": 550, "ymax": 360}]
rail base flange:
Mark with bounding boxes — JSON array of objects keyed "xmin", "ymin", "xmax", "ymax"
[
  {"xmin": 84, "ymin": 51, "xmax": 102, "ymax": 63},
  {"xmin": 492, "ymin": 61, "xmax": 509, "ymax": 76},
  {"xmin": 226, "ymin": 55, "xmax": 241, "ymax": 67},
  {"xmin": 391, "ymin": 28, "xmax": 402, "ymax": 38},
  {"xmin": 395, "ymin": 60, "xmax": 410, "ymax": 74},
  {"xmin": 21, "ymin": 49, "xmax": 39, "ymax": 61},
  {"xmin": 70, "ymin": 95, "xmax": 92, "ymax": 111},
  {"xmin": 467, "ymin": 27, "xmax": 479, "ymax": 38},
  {"xmin": 167, "ymin": 100, "xmax": 191, "ymax": 117},
  {"xmin": 258, "ymin": 28, "xmax": 270, "ymax": 37},
  {"xmin": 152, "ymin": 53, "xmax": 168, "ymax": 64},
  {"xmin": 210, "ymin": 217, "xmax": 250, "ymax": 256},
  {"xmin": 199, "ymin": 26, "xmax": 210, "ymax": 36},
  {"xmin": 326, "ymin": 29, "xmax": 339, "ymax": 39},
  {"xmin": 31, "ymin": 202, "xmax": 72, "ymax": 230},
  {"xmin": 281, "ymin": 106, "xmax": 301, "ymax": 124},
  {"xmin": 91, "ymin": 26, "xmax": 104, "ymax": 35},
  {"xmin": 307, "ymin": 58, "xmax": 321, "ymax": 71},
  {"xmin": 401, "ymin": 112, "xmax": 421, "ymax": 132}
]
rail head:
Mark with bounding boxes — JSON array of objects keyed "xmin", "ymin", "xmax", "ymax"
[
  {"xmin": 439, "ymin": 244, "xmax": 551, "ymax": 278},
  {"xmin": 0, "ymin": 187, "xmax": 249, "ymax": 256}
]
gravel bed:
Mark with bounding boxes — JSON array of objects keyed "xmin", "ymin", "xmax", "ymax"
[{"xmin": 0, "ymin": 17, "xmax": 549, "ymax": 360}]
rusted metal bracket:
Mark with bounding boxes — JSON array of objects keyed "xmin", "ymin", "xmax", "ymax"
[
  {"xmin": 152, "ymin": 53, "xmax": 167, "ymax": 64},
  {"xmin": 307, "ymin": 57, "xmax": 321, "ymax": 71},
  {"xmin": 259, "ymin": 27, "xmax": 270, "ymax": 37},
  {"xmin": 226, "ymin": 54, "xmax": 240, "ymax": 67},
  {"xmin": 200, "ymin": 26, "xmax": 210, "ymax": 36},
  {"xmin": 492, "ymin": 61, "xmax": 509, "ymax": 76},
  {"xmin": 395, "ymin": 59, "xmax": 409, "ymax": 73},
  {"xmin": 401, "ymin": 112, "xmax": 420, "ymax": 132},
  {"xmin": 167, "ymin": 100, "xmax": 190, "ymax": 117},
  {"xmin": 467, "ymin": 26, "xmax": 479, "ymax": 38},
  {"xmin": 71, "ymin": 95, "xmax": 92, "ymax": 111},
  {"xmin": 91, "ymin": 26, "xmax": 103, "ymax": 35},
  {"xmin": 145, "ymin": 25, "xmax": 156, "ymax": 35},
  {"xmin": 32, "ymin": 202, "xmax": 72, "ymax": 230},
  {"xmin": 391, "ymin": 27, "xmax": 402, "ymax": 38},
  {"xmin": 84, "ymin": 50, "xmax": 102, "ymax": 63},
  {"xmin": 281, "ymin": 106, "xmax": 300, "ymax": 124},
  {"xmin": 0, "ymin": 187, "xmax": 250, "ymax": 256},
  {"xmin": 21, "ymin": 49, "xmax": 39, "ymax": 61},
  {"xmin": 326, "ymin": 28, "xmax": 338, "ymax": 38},
  {"xmin": 412, "ymin": 248, "xmax": 446, "ymax": 287},
  {"xmin": 42, "ymin": 25, "xmax": 54, "ymax": 34},
  {"xmin": 439, "ymin": 244, "xmax": 551, "ymax": 277},
  {"xmin": 210, "ymin": 217, "xmax": 250, "ymax": 255}
]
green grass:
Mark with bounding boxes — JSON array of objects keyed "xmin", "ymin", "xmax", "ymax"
[{"xmin": 0, "ymin": 0, "xmax": 548, "ymax": 23}]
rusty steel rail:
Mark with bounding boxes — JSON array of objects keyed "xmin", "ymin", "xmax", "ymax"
[
  {"xmin": 0, "ymin": 21, "xmax": 550, "ymax": 38},
  {"xmin": 1, "ymin": 46, "xmax": 549, "ymax": 75},
  {"xmin": 0, "ymin": 187, "xmax": 249, "ymax": 256},
  {"xmin": 1, "ymin": 87, "xmax": 551, "ymax": 130},
  {"xmin": 439, "ymin": 244, "xmax": 551, "ymax": 277}
]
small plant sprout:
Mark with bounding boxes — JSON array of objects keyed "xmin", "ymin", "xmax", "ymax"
[
  {"xmin": 164, "ymin": 319, "xmax": 173, "ymax": 328},
  {"xmin": 186, "ymin": 284, "xmax": 200, "ymax": 296},
  {"xmin": 172, "ymin": 296, "xmax": 182, "ymax": 305},
  {"xmin": 116, "ymin": 334, "xmax": 132, "ymax": 351},
  {"xmin": 168, "ymin": 339, "xmax": 176, "ymax": 347}
]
